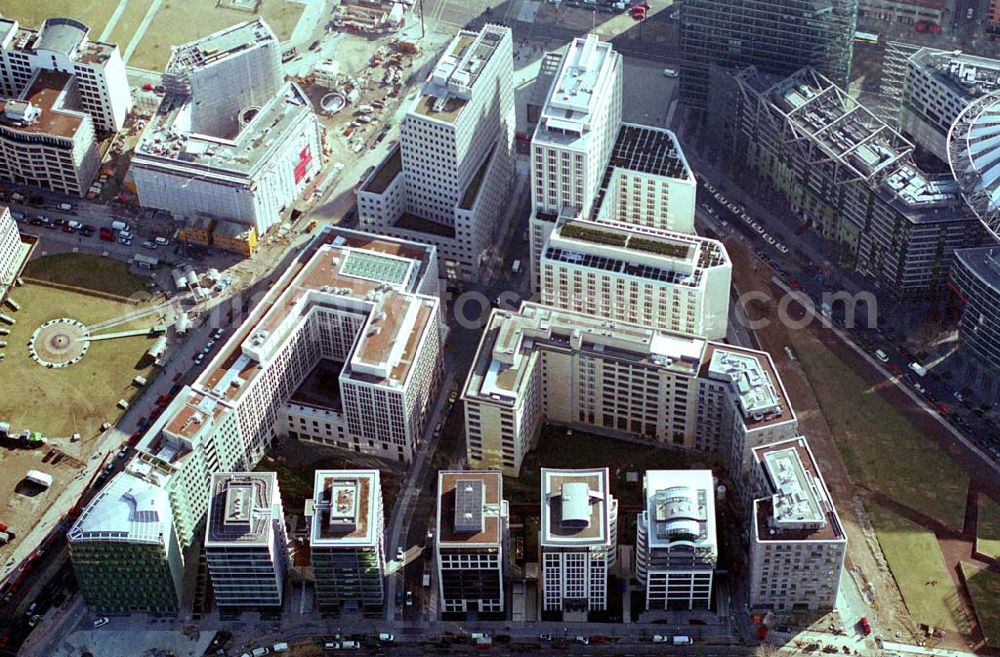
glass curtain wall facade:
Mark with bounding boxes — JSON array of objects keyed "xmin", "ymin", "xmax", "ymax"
[{"xmin": 679, "ymin": 0, "xmax": 858, "ymax": 109}]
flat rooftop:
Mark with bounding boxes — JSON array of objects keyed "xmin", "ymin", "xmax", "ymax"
[
  {"xmin": 954, "ymin": 246, "xmax": 1000, "ymax": 291},
  {"xmin": 206, "ymin": 472, "xmax": 280, "ymax": 547},
  {"xmin": 644, "ymin": 470, "xmax": 717, "ymax": 553},
  {"xmin": 753, "ymin": 437, "xmax": 845, "ymax": 543},
  {"xmin": 464, "ymin": 303, "xmax": 793, "ymax": 429},
  {"xmin": 165, "ymin": 18, "xmax": 276, "ymax": 74},
  {"xmin": 412, "ymin": 25, "xmax": 507, "ymax": 124},
  {"xmin": 437, "ymin": 470, "xmax": 504, "ymax": 547},
  {"xmin": 132, "ymin": 227, "xmax": 437, "ymax": 463},
  {"xmin": 910, "ymin": 47, "xmax": 1000, "ymax": 99},
  {"xmin": 0, "ymin": 17, "xmax": 117, "ymax": 65},
  {"xmin": 363, "ymin": 145, "xmax": 402, "ymax": 194},
  {"xmin": 133, "ymin": 81, "xmax": 314, "ymax": 177},
  {"xmin": 0, "ymin": 70, "xmax": 85, "ymax": 139},
  {"xmin": 546, "ymin": 218, "xmax": 728, "ymax": 288},
  {"xmin": 68, "ymin": 472, "xmax": 172, "ymax": 545},
  {"xmin": 540, "ymin": 468, "xmax": 613, "ymax": 547},
  {"xmin": 589, "ymin": 123, "xmax": 693, "ymax": 222},
  {"xmin": 759, "ymin": 67, "xmax": 966, "ymax": 220},
  {"xmin": 609, "ymin": 124, "xmax": 692, "ymax": 179},
  {"xmin": 309, "ymin": 470, "xmax": 380, "ymax": 547},
  {"xmin": 538, "ymin": 35, "xmax": 616, "ymax": 138},
  {"xmin": 394, "ymin": 211, "xmax": 457, "ymax": 238}
]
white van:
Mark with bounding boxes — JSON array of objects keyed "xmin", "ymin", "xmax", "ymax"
[
  {"xmin": 58, "ymin": 203, "xmax": 73, "ymax": 211},
  {"xmin": 672, "ymin": 636, "xmax": 693, "ymax": 645},
  {"xmin": 251, "ymin": 648, "xmax": 269, "ymax": 657},
  {"xmin": 908, "ymin": 361, "xmax": 927, "ymax": 377},
  {"xmin": 874, "ymin": 349, "xmax": 889, "ymax": 363},
  {"xmin": 378, "ymin": 633, "xmax": 394, "ymax": 642},
  {"xmin": 511, "ymin": 259, "xmax": 521, "ymax": 274},
  {"xmin": 111, "ymin": 220, "xmax": 130, "ymax": 231},
  {"xmin": 663, "ymin": 67, "xmax": 679, "ymax": 77},
  {"xmin": 272, "ymin": 642, "xmax": 288, "ymax": 652}
]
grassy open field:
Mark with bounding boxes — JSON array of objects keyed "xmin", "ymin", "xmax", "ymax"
[
  {"xmin": 129, "ymin": 0, "xmax": 305, "ymax": 70},
  {"xmin": 0, "ymin": 0, "xmax": 119, "ymax": 35},
  {"xmin": 23, "ymin": 252, "xmax": 151, "ymax": 300},
  {"xmin": 788, "ymin": 331, "xmax": 969, "ymax": 530},
  {"xmin": 106, "ymin": 0, "xmax": 156, "ymax": 51},
  {"xmin": 503, "ymin": 426, "xmax": 723, "ymax": 506},
  {"xmin": 978, "ymin": 496, "xmax": 1000, "ymax": 561},
  {"xmin": 961, "ymin": 562, "xmax": 1000, "ymax": 646},
  {"xmin": 868, "ymin": 503, "xmax": 967, "ymax": 633},
  {"xmin": 0, "ymin": 255, "xmax": 159, "ymax": 438}
]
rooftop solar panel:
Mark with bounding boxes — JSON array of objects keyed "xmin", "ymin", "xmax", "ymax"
[{"xmin": 454, "ymin": 479, "xmax": 484, "ymax": 533}]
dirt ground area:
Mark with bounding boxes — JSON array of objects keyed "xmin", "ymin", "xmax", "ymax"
[
  {"xmin": 296, "ymin": 30, "xmax": 454, "ymax": 192},
  {"xmin": 727, "ymin": 237, "xmax": 1000, "ymax": 652},
  {"xmin": 725, "ymin": 238, "xmax": 924, "ymax": 643},
  {"xmin": 129, "ymin": 0, "xmax": 305, "ymax": 71},
  {"xmin": 0, "ymin": 445, "xmax": 83, "ymax": 568}
]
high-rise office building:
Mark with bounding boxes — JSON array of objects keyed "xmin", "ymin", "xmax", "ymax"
[
  {"xmin": 0, "ymin": 205, "xmax": 28, "ymax": 300},
  {"xmin": 131, "ymin": 20, "xmax": 321, "ymax": 238},
  {"xmin": 68, "ymin": 473, "xmax": 183, "ymax": 613},
  {"xmin": 679, "ymin": 0, "xmax": 858, "ymax": 109},
  {"xmin": 747, "ymin": 437, "xmax": 847, "ymax": 611},
  {"xmin": 949, "ymin": 246, "xmax": 1000, "ymax": 377},
  {"xmin": 435, "ymin": 470, "xmax": 508, "ymax": 616},
  {"xmin": 528, "ymin": 37, "xmax": 697, "ymax": 291},
  {"xmin": 160, "ymin": 19, "xmax": 283, "ymax": 138},
  {"xmin": 540, "ymin": 468, "xmax": 617, "ymax": 616},
  {"xmin": 307, "ymin": 470, "xmax": 386, "ymax": 613},
  {"xmin": 538, "ymin": 218, "xmax": 731, "ymax": 339},
  {"xmin": 635, "ymin": 470, "xmax": 717, "ymax": 611},
  {"xmin": 204, "ymin": 472, "xmax": 288, "ymax": 609},
  {"xmin": 707, "ymin": 66, "xmax": 983, "ymax": 296},
  {"xmin": 901, "ymin": 48, "xmax": 1000, "ymax": 162},
  {"xmin": 531, "ymin": 35, "xmax": 622, "ymax": 223},
  {"xmin": 0, "ymin": 17, "xmax": 131, "ymax": 132},
  {"xmin": 0, "ymin": 70, "xmax": 100, "ymax": 196},
  {"xmin": 462, "ymin": 303, "xmax": 797, "ymax": 476},
  {"xmin": 125, "ymin": 227, "xmax": 442, "ymax": 555},
  {"xmin": 358, "ymin": 25, "xmax": 515, "ymax": 281}
]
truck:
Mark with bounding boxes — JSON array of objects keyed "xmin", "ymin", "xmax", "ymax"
[
  {"xmin": 25, "ymin": 470, "xmax": 53, "ymax": 488},
  {"xmin": 0, "ymin": 531, "xmax": 11, "ymax": 545}
]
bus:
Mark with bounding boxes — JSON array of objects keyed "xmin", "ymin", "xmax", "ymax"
[{"xmin": 854, "ymin": 30, "xmax": 879, "ymax": 44}]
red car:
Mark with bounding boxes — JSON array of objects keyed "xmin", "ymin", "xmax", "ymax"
[
  {"xmin": 936, "ymin": 402, "xmax": 951, "ymax": 415},
  {"xmin": 859, "ymin": 617, "xmax": 872, "ymax": 635},
  {"xmin": 142, "ymin": 82, "xmax": 154, "ymax": 91}
]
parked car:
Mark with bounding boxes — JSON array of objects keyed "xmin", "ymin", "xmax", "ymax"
[
  {"xmin": 874, "ymin": 349, "xmax": 889, "ymax": 363},
  {"xmin": 93, "ymin": 617, "xmax": 109, "ymax": 628},
  {"xmin": 142, "ymin": 241, "xmax": 157, "ymax": 250},
  {"xmin": 154, "ymin": 236, "xmax": 170, "ymax": 246}
]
